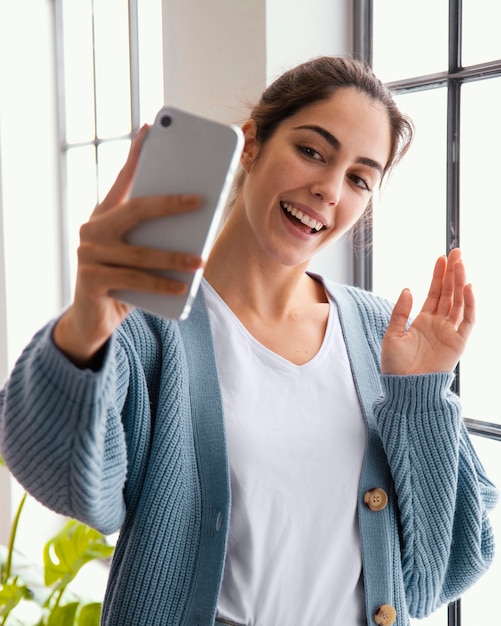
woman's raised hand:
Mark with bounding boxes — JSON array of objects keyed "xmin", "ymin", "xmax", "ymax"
[
  {"xmin": 381, "ymin": 248, "xmax": 475, "ymax": 376},
  {"xmin": 53, "ymin": 125, "xmax": 203, "ymax": 367}
]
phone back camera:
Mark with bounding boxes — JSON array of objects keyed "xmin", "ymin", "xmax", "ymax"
[{"xmin": 160, "ymin": 115, "xmax": 172, "ymax": 128}]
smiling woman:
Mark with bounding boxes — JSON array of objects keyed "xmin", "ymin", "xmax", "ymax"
[{"xmin": 0, "ymin": 55, "xmax": 497, "ymax": 626}]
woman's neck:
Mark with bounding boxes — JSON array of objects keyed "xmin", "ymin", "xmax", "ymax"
[{"xmin": 204, "ymin": 211, "xmax": 326, "ymax": 322}]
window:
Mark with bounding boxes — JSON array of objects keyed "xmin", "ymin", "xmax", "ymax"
[
  {"xmin": 354, "ymin": 1, "xmax": 501, "ymax": 624},
  {"xmin": 54, "ymin": 0, "xmax": 164, "ymax": 303}
]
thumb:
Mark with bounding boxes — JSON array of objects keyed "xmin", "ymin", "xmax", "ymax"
[
  {"xmin": 93, "ymin": 124, "xmax": 149, "ymax": 216},
  {"xmin": 387, "ymin": 288, "xmax": 413, "ymax": 336}
]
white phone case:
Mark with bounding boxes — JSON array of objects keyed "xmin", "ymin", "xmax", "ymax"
[{"xmin": 114, "ymin": 106, "xmax": 244, "ymax": 320}]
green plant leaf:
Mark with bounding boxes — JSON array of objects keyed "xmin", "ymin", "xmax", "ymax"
[
  {"xmin": 0, "ymin": 456, "xmax": 5, "ymax": 467},
  {"xmin": 0, "ymin": 579, "xmax": 31, "ymax": 617},
  {"xmin": 47, "ymin": 601, "xmax": 79, "ymax": 626},
  {"xmin": 77, "ymin": 602, "xmax": 102, "ymax": 626},
  {"xmin": 43, "ymin": 520, "xmax": 113, "ymax": 590}
]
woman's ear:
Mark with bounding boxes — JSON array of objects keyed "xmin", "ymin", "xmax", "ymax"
[{"xmin": 240, "ymin": 120, "xmax": 259, "ymax": 173}]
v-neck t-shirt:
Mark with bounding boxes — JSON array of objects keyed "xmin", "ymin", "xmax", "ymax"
[{"xmin": 202, "ymin": 278, "xmax": 368, "ymax": 626}]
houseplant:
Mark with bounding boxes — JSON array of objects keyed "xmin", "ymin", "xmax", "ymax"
[{"xmin": 0, "ymin": 456, "xmax": 114, "ymax": 625}]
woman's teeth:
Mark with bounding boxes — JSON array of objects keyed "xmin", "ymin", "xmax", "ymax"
[{"xmin": 281, "ymin": 202, "xmax": 324, "ymax": 232}]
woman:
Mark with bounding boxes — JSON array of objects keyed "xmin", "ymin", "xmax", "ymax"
[{"xmin": 0, "ymin": 56, "xmax": 497, "ymax": 626}]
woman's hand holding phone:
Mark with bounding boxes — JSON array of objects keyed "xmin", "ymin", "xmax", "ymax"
[{"xmin": 53, "ymin": 125, "xmax": 203, "ymax": 369}]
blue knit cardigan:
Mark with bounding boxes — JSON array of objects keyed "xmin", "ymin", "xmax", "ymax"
[{"xmin": 0, "ymin": 280, "xmax": 497, "ymax": 626}]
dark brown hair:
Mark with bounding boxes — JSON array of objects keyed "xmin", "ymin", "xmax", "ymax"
[{"xmin": 252, "ymin": 55, "xmax": 413, "ymax": 175}]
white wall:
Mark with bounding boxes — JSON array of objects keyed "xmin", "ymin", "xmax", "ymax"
[
  {"xmin": 162, "ymin": 0, "xmax": 267, "ymax": 125},
  {"xmin": 266, "ymin": 0, "xmax": 353, "ymax": 79},
  {"xmin": 162, "ymin": 0, "xmax": 355, "ymax": 283}
]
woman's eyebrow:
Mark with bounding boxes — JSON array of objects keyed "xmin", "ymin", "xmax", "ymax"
[{"xmin": 293, "ymin": 124, "xmax": 384, "ymax": 176}]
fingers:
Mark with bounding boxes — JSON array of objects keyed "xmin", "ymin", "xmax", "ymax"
[
  {"xmin": 420, "ymin": 254, "xmax": 447, "ymax": 314},
  {"xmin": 79, "ymin": 263, "xmax": 191, "ymax": 297},
  {"xmin": 436, "ymin": 248, "xmax": 463, "ymax": 317},
  {"xmin": 387, "ymin": 288, "xmax": 413, "ymax": 336},
  {"xmin": 421, "ymin": 248, "xmax": 465, "ymax": 317},
  {"xmin": 77, "ymin": 220, "xmax": 204, "ymax": 300},
  {"xmin": 78, "ymin": 193, "xmax": 204, "ymax": 300},
  {"xmin": 419, "ymin": 247, "xmax": 475, "ymax": 339},
  {"xmin": 446, "ymin": 257, "xmax": 467, "ymax": 326},
  {"xmin": 457, "ymin": 282, "xmax": 475, "ymax": 341},
  {"xmin": 78, "ymin": 240, "xmax": 203, "ymax": 275},
  {"xmin": 80, "ymin": 193, "xmax": 201, "ymax": 251},
  {"xmin": 115, "ymin": 194, "xmax": 201, "ymax": 238}
]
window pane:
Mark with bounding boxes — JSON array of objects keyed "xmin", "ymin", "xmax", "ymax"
[
  {"xmin": 62, "ymin": 0, "xmax": 95, "ymax": 143},
  {"xmin": 459, "ymin": 78, "xmax": 501, "ymax": 424},
  {"xmin": 138, "ymin": 0, "xmax": 164, "ymax": 123},
  {"xmin": 462, "ymin": 0, "xmax": 501, "ymax": 66},
  {"xmin": 94, "ymin": 0, "xmax": 131, "ymax": 137},
  {"xmin": 373, "ymin": 1, "xmax": 448, "ymax": 83},
  {"xmin": 66, "ymin": 146, "xmax": 98, "ymax": 291},
  {"xmin": 97, "ymin": 139, "xmax": 131, "ymax": 201},
  {"xmin": 460, "ymin": 434, "xmax": 501, "ymax": 622},
  {"xmin": 373, "ymin": 88, "xmax": 446, "ymax": 314}
]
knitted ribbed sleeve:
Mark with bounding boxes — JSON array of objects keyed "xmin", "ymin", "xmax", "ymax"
[{"xmin": 0, "ymin": 321, "xmax": 129, "ymax": 533}]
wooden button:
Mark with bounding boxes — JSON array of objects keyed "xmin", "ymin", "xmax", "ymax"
[
  {"xmin": 374, "ymin": 604, "xmax": 397, "ymax": 625},
  {"xmin": 364, "ymin": 488, "xmax": 388, "ymax": 511}
]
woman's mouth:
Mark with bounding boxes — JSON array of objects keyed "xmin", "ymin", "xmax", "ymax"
[{"xmin": 280, "ymin": 202, "xmax": 326, "ymax": 234}]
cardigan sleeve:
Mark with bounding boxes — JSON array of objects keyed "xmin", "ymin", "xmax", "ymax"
[
  {"xmin": 374, "ymin": 372, "xmax": 498, "ymax": 618},
  {"xmin": 0, "ymin": 319, "xmax": 132, "ymax": 535}
]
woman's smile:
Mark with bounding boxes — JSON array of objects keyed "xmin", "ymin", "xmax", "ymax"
[{"xmin": 280, "ymin": 201, "xmax": 327, "ymax": 234}]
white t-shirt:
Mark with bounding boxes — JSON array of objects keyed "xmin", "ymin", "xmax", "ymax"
[{"xmin": 202, "ymin": 279, "xmax": 367, "ymax": 626}]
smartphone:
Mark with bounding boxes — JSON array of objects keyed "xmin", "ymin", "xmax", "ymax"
[{"xmin": 114, "ymin": 106, "xmax": 244, "ymax": 320}]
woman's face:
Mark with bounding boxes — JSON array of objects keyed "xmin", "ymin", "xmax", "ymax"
[{"xmin": 237, "ymin": 87, "xmax": 392, "ymax": 267}]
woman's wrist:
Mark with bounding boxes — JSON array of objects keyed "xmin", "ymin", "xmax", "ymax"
[{"xmin": 53, "ymin": 307, "xmax": 111, "ymax": 369}]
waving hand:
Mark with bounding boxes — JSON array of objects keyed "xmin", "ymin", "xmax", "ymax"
[{"xmin": 381, "ymin": 248, "xmax": 475, "ymax": 375}]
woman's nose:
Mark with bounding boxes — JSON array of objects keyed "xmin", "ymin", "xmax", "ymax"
[{"xmin": 310, "ymin": 170, "xmax": 342, "ymax": 205}]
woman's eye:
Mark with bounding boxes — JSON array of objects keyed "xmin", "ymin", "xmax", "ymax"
[
  {"xmin": 298, "ymin": 145, "xmax": 323, "ymax": 161},
  {"xmin": 350, "ymin": 174, "xmax": 372, "ymax": 192}
]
